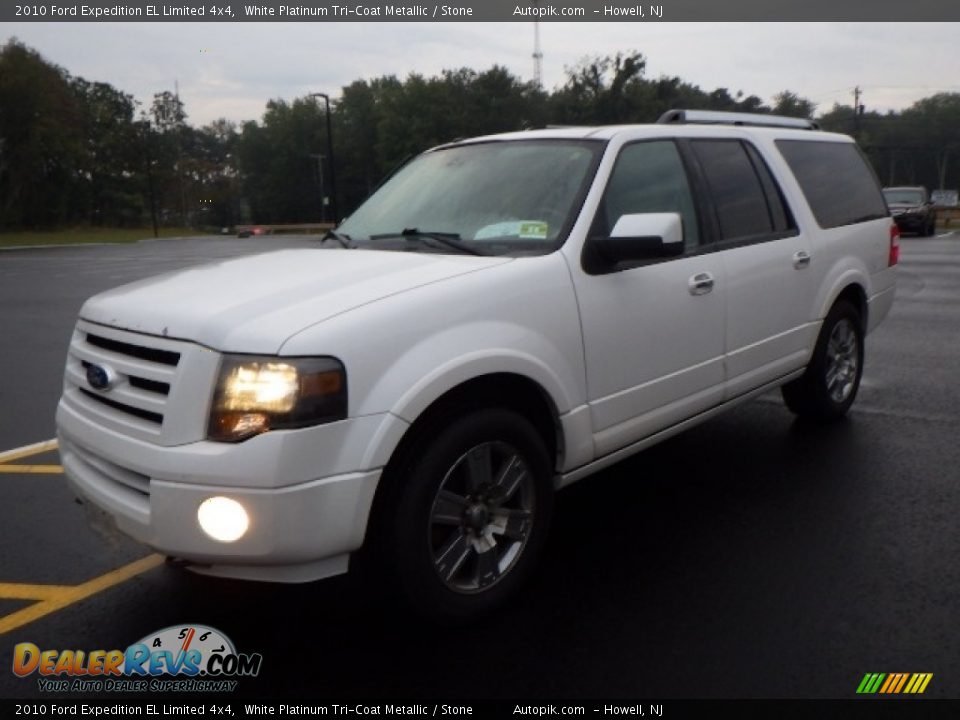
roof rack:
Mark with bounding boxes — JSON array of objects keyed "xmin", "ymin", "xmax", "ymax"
[{"xmin": 657, "ymin": 109, "xmax": 820, "ymax": 131}]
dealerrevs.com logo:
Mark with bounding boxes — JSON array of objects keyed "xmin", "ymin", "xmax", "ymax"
[{"xmin": 12, "ymin": 624, "xmax": 262, "ymax": 693}]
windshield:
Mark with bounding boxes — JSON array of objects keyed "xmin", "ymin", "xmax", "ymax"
[
  {"xmin": 337, "ymin": 139, "xmax": 604, "ymax": 255},
  {"xmin": 883, "ymin": 189, "xmax": 925, "ymax": 205}
]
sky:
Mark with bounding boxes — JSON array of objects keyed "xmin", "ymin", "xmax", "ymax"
[{"xmin": 4, "ymin": 22, "xmax": 959, "ymax": 127}]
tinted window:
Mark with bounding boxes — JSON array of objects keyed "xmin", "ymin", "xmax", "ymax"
[
  {"xmin": 599, "ymin": 140, "xmax": 700, "ymax": 250},
  {"xmin": 692, "ymin": 140, "xmax": 776, "ymax": 241},
  {"xmin": 776, "ymin": 140, "xmax": 888, "ymax": 229}
]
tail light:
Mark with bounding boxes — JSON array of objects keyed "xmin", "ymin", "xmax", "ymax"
[{"xmin": 888, "ymin": 222, "xmax": 900, "ymax": 266}]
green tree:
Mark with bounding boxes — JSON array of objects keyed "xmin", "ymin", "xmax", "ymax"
[
  {"xmin": 190, "ymin": 119, "xmax": 240, "ymax": 227},
  {"xmin": 902, "ymin": 93, "xmax": 960, "ymax": 189},
  {"xmin": 551, "ymin": 51, "xmax": 647, "ymax": 124},
  {"xmin": 0, "ymin": 39, "xmax": 85, "ymax": 229},
  {"xmin": 149, "ymin": 90, "xmax": 190, "ymax": 226},
  {"xmin": 237, "ymin": 98, "xmax": 326, "ymax": 223},
  {"xmin": 771, "ymin": 91, "xmax": 816, "ymax": 118},
  {"xmin": 71, "ymin": 78, "xmax": 142, "ymax": 226}
]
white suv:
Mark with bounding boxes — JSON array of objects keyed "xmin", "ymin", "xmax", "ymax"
[{"xmin": 57, "ymin": 110, "xmax": 898, "ymax": 619}]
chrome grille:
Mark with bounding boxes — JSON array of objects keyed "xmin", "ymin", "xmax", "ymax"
[
  {"xmin": 86, "ymin": 333, "xmax": 180, "ymax": 367},
  {"xmin": 62, "ymin": 320, "xmax": 218, "ymax": 446}
]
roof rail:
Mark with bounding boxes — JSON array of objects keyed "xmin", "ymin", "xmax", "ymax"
[{"xmin": 657, "ymin": 109, "xmax": 820, "ymax": 131}]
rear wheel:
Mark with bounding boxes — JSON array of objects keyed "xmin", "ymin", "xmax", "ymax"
[
  {"xmin": 782, "ymin": 300, "xmax": 864, "ymax": 421},
  {"xmin": 374, "ymin": 408, "xmax": 553, "ymax": 621}
]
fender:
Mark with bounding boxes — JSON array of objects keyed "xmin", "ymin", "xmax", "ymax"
[
  {"xmin": 813, "ymin": 261, "xmax": 870, "ymax": 322},
  {"xmin": 390, "ymin": 348, "xmax": 574, "ymax": 423},
  {"xmin": 356, "ymin": 350, "xmax": 584, "ymax": 472}
]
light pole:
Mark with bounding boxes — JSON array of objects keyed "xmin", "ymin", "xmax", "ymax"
[
  {"xmin": 309, "ymin": 153, "xmax": 326, "ymax": 222},
  {"xmin": 310, "ymin": 92, "xmax": 338, "ymax": 224}
]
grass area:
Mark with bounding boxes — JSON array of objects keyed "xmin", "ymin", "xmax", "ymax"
[{"xmin": 0, "ymin": 227, "xmax": 210, "ymax": 248}]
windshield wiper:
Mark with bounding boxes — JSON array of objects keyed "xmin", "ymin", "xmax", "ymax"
[
  {"xmin": 369, "ymin": 228, "xmax": 486, "ymax": 256},
  {"xmin": 320, "ymin": 229, "xmax": 355, "ymax": 248}
]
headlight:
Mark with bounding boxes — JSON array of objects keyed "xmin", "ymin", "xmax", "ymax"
[{"xmin": 208, "ymin": 355, "xmax": 347, "ymax": 442}]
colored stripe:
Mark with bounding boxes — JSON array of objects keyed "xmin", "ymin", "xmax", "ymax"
[
  {"xmin": 879, "ymin": 674, "xmax": 895, "ymax": 694},
  {"xmin": 181, "ymin": 627, "xmax": 196, "ymax": 652},
  {"xmin": 856, "ymin": 673, "xmax": 873, "ymax": 693},
  {"xmin": 0, "ymin": 554, "xmax": 163, "ymax": 635},
  {"xmin": 0, "ymin": 439, "xmax": 58, "ymax": 465},
  {"xmin": 903, "ymin": 674, "xmax": 918, "ymax": 693},
  {"xmin": 868, "ymin": 673, "xmax": 887, "ymax": 693},
  {"xmin": 892, "ymin": 673, "xmax": 909, "ymax": 694},
  {"xmin": 917, "ymin": 674, "xmax": 933, "ymax": 694},
  {"xmin": 0, "ymin": 465, "xmax": 63, "ymax": 474}
]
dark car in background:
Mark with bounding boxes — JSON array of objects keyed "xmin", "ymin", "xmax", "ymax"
[{"xmin": 883, "ymin": 186, "xmax": 937, "ymax": 236}]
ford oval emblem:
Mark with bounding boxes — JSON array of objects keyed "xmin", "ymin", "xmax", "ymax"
[{"xmin": 86, "ymin": 363, "xmax": 114, "ymax": 391}]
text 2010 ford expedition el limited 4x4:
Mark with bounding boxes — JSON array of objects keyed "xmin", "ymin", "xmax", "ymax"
[{"xmin": 57, "ymin": 110, "xmax": 897, "ymax": 619}]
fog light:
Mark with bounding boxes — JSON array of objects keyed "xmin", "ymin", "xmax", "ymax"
[{"xmin": 197, "ymin": 497, "xmax": 249, "ymax": 543}]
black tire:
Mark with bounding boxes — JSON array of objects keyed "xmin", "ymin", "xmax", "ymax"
[
  {"xmin": 781, "ymin": 300, "xmax": 864, "ymax": 421},
  {"xmin": 373, "ymin": 408, "xmax": 554, "ymax": 622},
  {"xmin": 926, "ymin": 217, "xmax": 936, "ymax": 236}
]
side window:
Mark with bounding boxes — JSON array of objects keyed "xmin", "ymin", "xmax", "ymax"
[
  {"xmin": 598, "ymin": 140, "xmax": 700, "ymax": 251},
  {"xmin": 692, "ymin": 139, "xmax": 793, "ymax": 242},
  {"xmin": 776, "ymin": 140, "xmax": 888, "ymax": 229}
]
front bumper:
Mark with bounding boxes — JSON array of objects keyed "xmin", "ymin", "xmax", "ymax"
[{"xmin": 57, "ymin": 398, "xmax": 389, "ymax": 582}]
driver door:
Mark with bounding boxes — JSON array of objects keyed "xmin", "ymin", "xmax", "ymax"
[{"xmin": 569, "ymin": 139, "xmax": 726, "ymax": 457}]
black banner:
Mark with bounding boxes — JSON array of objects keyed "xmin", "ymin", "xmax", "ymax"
[
  {"xmin": 3, "ymin": 699, "xmax": 960, "ymax": 719},
  {"xmin": 5, "ymin": 0, "xmax": 960, "ymax": 22}
]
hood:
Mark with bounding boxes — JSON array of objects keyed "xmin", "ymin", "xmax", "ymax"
[{"xmin": 80, "ymin": 248, "xmax": 512, "ymax": 353}]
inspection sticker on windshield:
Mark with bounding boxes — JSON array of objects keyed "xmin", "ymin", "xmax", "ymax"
[
  {"xmin": 519, "ymin": 221, "xmax": 548, "ymax": 239},
  {"xmin": 475, "ymin": 220, "xmax": 548, "ymax": 240}
]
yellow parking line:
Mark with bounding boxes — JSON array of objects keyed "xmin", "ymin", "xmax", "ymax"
[
  {"xmin": 0, "ymin": 465, "xmax": 63, "ymax": 474},
  {"xmin": 0, "ymin": 584, "xmax": 73, "ymax": 601},
  {"xmin": 0, "ymin": 554, "xmax": 164, "ymax": 635},
  {"xmin": 0, "ymin": 439, "xmax": 58, "ymax": 465}
]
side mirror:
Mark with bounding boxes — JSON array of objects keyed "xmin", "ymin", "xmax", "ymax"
[{"xmin": 593, "ymin": 212, "xmax": 685, "ymax": 264}]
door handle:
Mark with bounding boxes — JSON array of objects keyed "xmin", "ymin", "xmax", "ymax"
[
  {"xmin": 793, "ymin": 250, "xmax": 811, "ymax": 269},
  {"xmin": 688, "ymin": 271, "xmax": 715, "ymax": 296}
]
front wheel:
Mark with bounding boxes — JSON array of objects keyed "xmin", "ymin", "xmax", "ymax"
[
  {"xmin": 781, "ymin": 300, "xmax": 864, "ymax": 421},
  {"xmin": 377, "ymin": 408, "xmax": 554, "ymax": 621}
]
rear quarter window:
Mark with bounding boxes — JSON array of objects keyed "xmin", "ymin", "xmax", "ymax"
[{"xmin": 775, "ymin": 140, "xmax": 888, "ymax": 229}]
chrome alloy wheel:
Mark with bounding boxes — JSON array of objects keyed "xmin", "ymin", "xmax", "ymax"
[
  {"xmin": 825, "ymin": 318, "xmax": 859, "ymax": 403},
  {"xmin": 428, "ymin": 441, "xmax": 535, "ymax": 593}
]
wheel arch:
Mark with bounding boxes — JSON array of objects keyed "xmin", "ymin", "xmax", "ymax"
[
  {"xmin": 816, "ymin": 262, "xmax": 869, "ymax": 333},
  {"xmin": 829, "ymin": 282, "xmax": 868, "ymax": 332},
  {"xmin": 361, "ymin": 372, "xmax": 563, "ymax": 549},
  {"xmin": 386, "ymin": 372, "xmax": 562, "ymax": 477}
]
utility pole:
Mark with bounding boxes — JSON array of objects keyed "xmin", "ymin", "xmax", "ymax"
[
  {"xmin": 853, "ymin": 86, "xmax": 862, "ymax": 138},
  {"xmin": 310, "ymin": 153, "xmax": 326, "ymax": 222},
  {"xmin": 532, "ymin": 11, "xmax": 543, "ymax": 90},
  {"xmin": 310, "ymin": 93, "xmax": 339, "ymax": 224}
]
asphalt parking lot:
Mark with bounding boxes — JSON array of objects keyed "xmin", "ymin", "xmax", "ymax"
[{"xmin": 0, "ymin": 232, "xmax": 958, "ymax": 700}]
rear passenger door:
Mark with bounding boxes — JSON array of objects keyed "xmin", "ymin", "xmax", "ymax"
[{"xmin": 688, "ymin": 138, "xmax": 815, "ymax": 399}]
